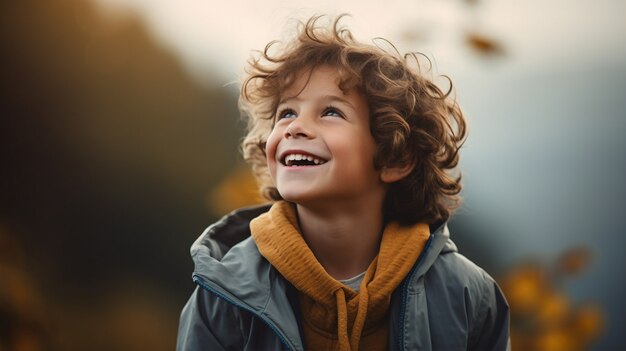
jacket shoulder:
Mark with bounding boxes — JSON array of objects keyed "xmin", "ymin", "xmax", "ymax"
[
  {"xmin": 429, "ymin": 250, "xmax": 495, "ymax": 292},
  {"xmin": 423, "ymin": 250, "xmax": 510, "ymax": 350}
]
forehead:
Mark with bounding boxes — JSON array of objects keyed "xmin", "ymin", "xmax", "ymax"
[
  {"xmin": 281, "ymin": 66, "xmax": 339, "ymax": 97},
  {"xmin": 278, "ymin": 65, "xmax": 363, "ymax": 105}
]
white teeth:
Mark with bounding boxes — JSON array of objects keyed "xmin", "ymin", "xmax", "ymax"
[{"xmin": 283, "ymin": 153, "xmax": 327, "ymax": 166}]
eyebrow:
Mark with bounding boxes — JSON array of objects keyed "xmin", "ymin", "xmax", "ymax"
[{"xmin": 277, "ymin": 94, "xmax": 356, "ymax": 110}]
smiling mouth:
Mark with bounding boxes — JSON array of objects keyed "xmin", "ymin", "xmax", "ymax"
[{"xmin": 281, "ymin": 153, "xmax": 328, "ymax": 167}]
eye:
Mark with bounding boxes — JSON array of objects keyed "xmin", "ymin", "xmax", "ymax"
[
  {"xmin": 276, "ymin": 108, "xmax": 296, "ymax": 120},
  {"xmin": 323, "ymin": 106, "xmax": 344, "ymax": 118}
]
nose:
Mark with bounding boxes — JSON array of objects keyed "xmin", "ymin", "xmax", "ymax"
[{"xmin": 284, "ymin": 115, "xmax": 315, "ymax": 139}]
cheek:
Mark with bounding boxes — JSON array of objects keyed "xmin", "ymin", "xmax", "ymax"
[
  {"xmin": 350, "ymin": 137, "xmax": 378, "ymax": 173},
  {"xmin": 265, "ymin": 130, "xmax": 281, "ymax": 172}
]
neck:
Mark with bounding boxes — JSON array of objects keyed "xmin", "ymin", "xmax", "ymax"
[{"xmin": 296, "ymin": 200, "xmax": 384, "ymax": 280}]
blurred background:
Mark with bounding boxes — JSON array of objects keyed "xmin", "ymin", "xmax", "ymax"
[{"xmin": 1, "ymin": 0, "xmax": 624, "ymax": 350}]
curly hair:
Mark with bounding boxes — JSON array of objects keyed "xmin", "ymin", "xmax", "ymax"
[{"xmin": 240, "ymin": 15, "xmax": 467, "ymax": 225}]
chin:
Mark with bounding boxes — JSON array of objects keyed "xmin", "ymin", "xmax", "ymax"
[
  {"xmin": 276, "ymin": 189, "xmax": 318, "ymax": 205},
  {"xmin": 277, "ymin": 192, "xmax": 307, "ymax": 204}
]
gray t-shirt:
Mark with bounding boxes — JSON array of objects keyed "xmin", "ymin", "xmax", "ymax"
[{"xmin": 339, "ymin": 271, "xmax": 366, "ymax": 292}]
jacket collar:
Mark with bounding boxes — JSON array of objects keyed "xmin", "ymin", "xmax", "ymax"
[
  {"xmin": 190, "ymin": 203, "xmax": 457, "ymax": 350},
  {"xmin": 191, "ymin": 203, "xmax": 457, "ymax": 293},
  {"xmin": 191, "ymin": 204, "xmax": 304, "ymax": 350},
  {"xmin": 409, "ymin": 221, "xmax": 456, "ymax": 281}
]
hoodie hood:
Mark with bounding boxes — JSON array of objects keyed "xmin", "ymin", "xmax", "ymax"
[{"xmin": 249, "ymin": 201, "xmax": 430, "ymax": 351}]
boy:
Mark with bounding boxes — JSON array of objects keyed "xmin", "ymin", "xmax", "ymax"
[{"xmin": 177, "ymin": 15, "xmax": 510, "ymax": 351}]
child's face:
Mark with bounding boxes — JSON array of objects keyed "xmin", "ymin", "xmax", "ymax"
[{"xmin": 265, "ymin": 66, "xmax": 386, "ymax": 207}]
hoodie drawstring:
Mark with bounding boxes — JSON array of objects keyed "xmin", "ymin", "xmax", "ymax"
[
  {"xmin": 350, "ymin": 284, "xmax": 369, "ymax": 351},
  {"xmin": 334, "ymin": 284, "xmax": 370, "ymax": 351},
  {"xmin": 335, "ymin": 289, "xmax": 350, "ymax": 350}
]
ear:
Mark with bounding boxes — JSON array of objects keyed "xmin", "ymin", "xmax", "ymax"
[{"xmin": 380, "ymin": 163, "xmax": 415, "ymax": 183}]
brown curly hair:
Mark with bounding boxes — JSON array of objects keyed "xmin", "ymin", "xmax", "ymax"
[{"xmin": 240, "ymin": 15, "xmax": 467, "ymax": 225}]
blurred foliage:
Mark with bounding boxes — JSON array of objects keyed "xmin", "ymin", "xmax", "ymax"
[
  {"xmin": 397, "ymin": 0, "xmax": 506, "ymax": 58},
  {"xmin": 209, "ymin": 165, "xmax": 265, "ymax": 216},
  {"xmin": 461, "ymin": 0, "xmax": 505, "ymax": 57},
  {"xmin": 465, "ymin": 33, "xmax": 505, "ymax": 56},
  {"xmin": 1, "ymin": 0, "xmax": 242, "ymax": 350},
  {"xmin": 0, "ymin": 225, "xmax": 48, "ymax": 351},
  {"xmin": 500, "ymin": 247, "xmax": 603, "ymax": 351}
]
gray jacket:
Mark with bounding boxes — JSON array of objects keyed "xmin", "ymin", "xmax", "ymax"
[{"xmin": 177, "ymin": 205, "xmax": 510, "ymax": 350}]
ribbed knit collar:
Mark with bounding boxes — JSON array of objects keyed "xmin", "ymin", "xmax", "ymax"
[{"xmin": 250, "ymin": 201, "xmax": 430, "ymax": 351}]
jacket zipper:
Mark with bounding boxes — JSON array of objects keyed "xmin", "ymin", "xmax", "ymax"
[
  {"xmin": 396, "ymin": 234, "xmax": 434, "ymax": 350},
  {"xmin": 193, "ymin": 275, "xmax": 296, "ymax": 351}
]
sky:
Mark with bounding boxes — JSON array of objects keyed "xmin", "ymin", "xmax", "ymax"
[{"xmin": 92, "ymin": 0, "xmax": 626, "ymax": 86}]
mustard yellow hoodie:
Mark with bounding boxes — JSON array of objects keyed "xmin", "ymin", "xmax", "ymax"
[{"xmin": 250, "ymin": 201, "xmax": 430, "ymax": 351}]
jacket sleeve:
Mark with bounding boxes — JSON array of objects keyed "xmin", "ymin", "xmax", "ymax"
[
  {"xmin": 176, "ymin": 286, "xmax": 244, "ymax": 351},
  {"xmin": 468, "ymin": 272, "xmax": 511, "ymax": 351}
]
